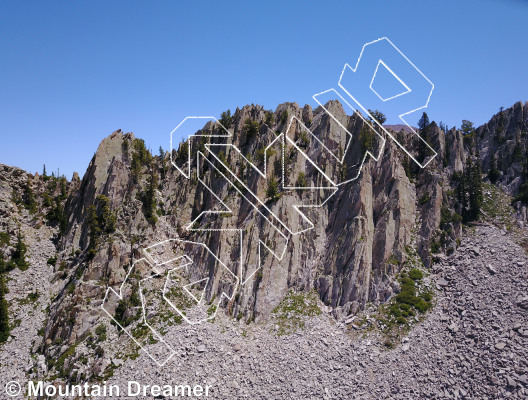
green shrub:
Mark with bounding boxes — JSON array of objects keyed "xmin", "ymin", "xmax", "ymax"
[
  {"xmin": 387, "ymin": 269, "xmax": 432, "ymax": 329},
  {"xmin": 430, "ymin": 240, "xmax": 441, "ymax": 254},
  {"xmin": 55, "ymin": 343, "xmax": 78, "ymax": 377},
  {"xmin": 297, "ymin": 131, "xmax": 309, "ymax": 149},
  {"xmin": 408, "ymin": 268, "xmax": 423, "ymax": 281},
  {"xmin": 421, "ymin": 292, "xmax": 433, "ymax": 302},
  {"xmin": 0, "ymin": 232, "xmax": 10, "ymax": 246}
]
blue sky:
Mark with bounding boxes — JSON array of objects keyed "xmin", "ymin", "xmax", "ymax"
[{"xmin": 0, "ymin": 0, "xmax": 526, "ymax": 178}]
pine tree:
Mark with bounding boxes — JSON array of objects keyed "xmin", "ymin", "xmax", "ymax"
[
  {"xmin": 0, "ymin": 273, "xmax": 9, "ymax": 343},
  {"xmin": 453, "ymin": 171, "xmax": 466, "ymax": 213},
  {"xmin": 87, "ymin": 195, "xmax": 117, "ymax": 259},
  {"xmin": 265, "ymin": 110, "xmax": 274, "ymax": 126},
  {"xmin": 96, "ymin": 195, "xmax": 116, "ymax": 234},
  {"xmin": 460, "ymin": 157, "xmax": 483, "ymax": 222},
  {"xmin": 266, "ymin": 176, "xmax": 281, "ymax": 202},
  {"xmin": 468, "ymin": 157, "xmax": 483, "ymax": 221},
  {"xmin": 43, "ymin": 164, "xmax": 47, "ymax": 177},
  {"xmin": 243, "ymin": 119, "xmax": 260, "ymax": 140},
  {"xmin": 220, "ymin": 109, "xmax": 233, "ymax": 129},
  {"xmin": 47, "ymin": 197, "xmax": 67, "ymax": 234},
  {"xmin": 461, "ymin": 120, "xmax": 474, "ymax": 135},
  {"xmin": 359, "ymin": 125, "xmax": 376, "ymax": 153},
  {"xmin": 417, "ymin": 112, "xmax": 431, "ymax": 164},
  {"xmin": 488, "ymin": 155, "xmax": 500, "ymax": 183},
  {"xmin": 367, "ymin": 109, "xmax": 387, "ymax": 126}
]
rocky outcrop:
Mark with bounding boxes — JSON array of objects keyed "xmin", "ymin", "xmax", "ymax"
[
  {"xmin": 473, "ymin": 101, "xmax": 528, "ymax": 193},
  {"xmin": 38, "ymin": 100, "xmax": 469, "ymax": 365}
]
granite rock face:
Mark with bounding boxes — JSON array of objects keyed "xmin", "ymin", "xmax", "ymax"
[
  {"xmin": 3, "ymin": 100, "xmax": 528, "ymax": 390},
  {"xmin": 40, "ymin": 101, "xmax": 468, "ymax": 357},
  {"xmin": 473, "ymin": 101, "xmax": 528, "ymax": 193}
]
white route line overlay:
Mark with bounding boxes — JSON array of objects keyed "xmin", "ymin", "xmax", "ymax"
[
  {"xmin": 337, "ymin": 36, "xmax": 436, "ymax": 168},
  {"xmin": 99, "ymin": 36, "xmax": 436, "ymax": 365}
]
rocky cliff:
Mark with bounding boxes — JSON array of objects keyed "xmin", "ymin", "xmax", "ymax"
[
  {"xmin": 2, "ymin": 100, "xmax": 526, "ymax": 384},
  {"xmin": 35, "ymin": 99, "xmax": 470, "ymax": 372},
  {"xmin": 473, "ymin": 101, "xmax": 528, "ymax": 192}
]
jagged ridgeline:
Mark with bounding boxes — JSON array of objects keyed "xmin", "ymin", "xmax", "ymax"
[{"xmin": 2, "ymin": 100, "xmax": 527, "ymax": 380}]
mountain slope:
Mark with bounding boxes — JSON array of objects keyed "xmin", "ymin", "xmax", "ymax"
[{"xmin": 0, "ymin": 100, "xmax": 526, "ymax": 396}]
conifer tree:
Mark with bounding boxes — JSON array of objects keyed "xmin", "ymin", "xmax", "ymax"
[
  {"xmin": 417, "ymin": 112, "xmax": 431, "ymax": 164},
  {"xmin": 220, "ymin": 109, "xmax": 233, "ymax": 129},
  {"xmin": 459, "ymin": 157, "xmax": 483, "ymax": 222},
  {"xmin": 454, "ymin": 171, "xmax": 467, "ymax": 213},
  {"xmin": 461, "ymin": 120, "xmax": 474, "ymax": 135},
  {"xmin": 488, "ymin": 155, "xmax": 500, "ymax": 183},
  {"xmin": 96, "ymin": 195, "xmax": 116, "ymax": 234},
  {"xmin": 359, "ymin": 125, "xmax": 376, "ymax": 153},
  {"xmin": 87, "ymin": 195, "xmax": 117, "ymax": 259},
  {"xmin": 367, "ymin": 109, "xmax": 387, "ymax": 126},
  {"xmin": 468, "ymin": 157, "xmax": 483, "ymax": 221},
  {"xmin": 266, "ymin": 176, "xmax": 281, "ymax": 202}
]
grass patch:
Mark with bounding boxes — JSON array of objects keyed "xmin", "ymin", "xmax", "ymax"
[
  {"xmin": 17, "ymin": 291, "xmax": 39, "ymax": 306},
  {"xmin": 272, "ymin": 290, "xmax": 321, "ymax": 336},
  {"xmin": 481, "ymin": 182, "xmax": 514, "ymax": 228}
]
